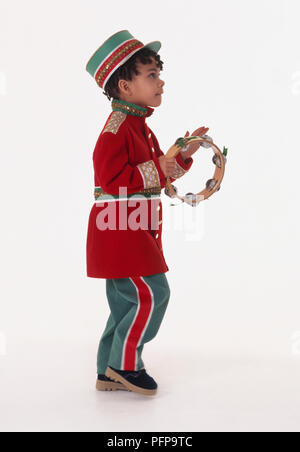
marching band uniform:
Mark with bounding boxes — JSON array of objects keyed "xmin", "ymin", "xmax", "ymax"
[
  {"xmin": 86, "ymin": 98, "xmax": 193, "ymax": 279},
  {"xmin": 85, "ymin": 31, "xmax": 194, "ymax": 391}
]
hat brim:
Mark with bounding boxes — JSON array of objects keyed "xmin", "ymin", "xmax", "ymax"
[{"xmin": 143, "ymin": 41, "xmax": 161, "ymax": 54}]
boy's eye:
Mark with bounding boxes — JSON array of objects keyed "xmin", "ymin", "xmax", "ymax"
[{"xmin": 150, "ymin": 73, "xmax": 160, "ymax": 78}]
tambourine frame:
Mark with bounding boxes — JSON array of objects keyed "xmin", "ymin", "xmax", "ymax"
[{"xmin": 164, "ymin": 136, "xmax": 227, "ymax": 207}]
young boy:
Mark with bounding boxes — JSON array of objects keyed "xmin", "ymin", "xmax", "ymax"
[{"xmin": 85, "ymin": 30, "xmax": 209, "ymax": 396}]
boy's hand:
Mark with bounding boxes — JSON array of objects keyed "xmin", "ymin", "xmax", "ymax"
[
  {"xmin": 180, "ymin": 127, "xmax": 210, "ymax": 160},
  {"xmin": 158, "ymin": 155, "xmax": 176, "ymax": 177}
]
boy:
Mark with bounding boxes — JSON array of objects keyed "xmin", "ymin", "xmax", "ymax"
[{"xmin": 85, "ymin": 30, "xmax": 209, "ymax": 396}]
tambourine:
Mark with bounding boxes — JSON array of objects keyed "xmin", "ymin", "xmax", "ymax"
[{"xmin": 164, "ymin": 136, "xmax": 228, "ymax": 207}]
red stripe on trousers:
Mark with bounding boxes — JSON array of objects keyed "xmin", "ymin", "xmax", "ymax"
[{"xmin": 123, "ymin": 277, "xmax": 152, "ymax": 370}]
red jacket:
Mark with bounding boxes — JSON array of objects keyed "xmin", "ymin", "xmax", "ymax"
[{"xmin": 86, "ymin": 100, "xmax": 193, "ymax": 279}]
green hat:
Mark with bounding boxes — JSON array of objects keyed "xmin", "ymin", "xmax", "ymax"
[{"xmin": 86, "ymin": 30, "xmax": 161, "ymax": 90}]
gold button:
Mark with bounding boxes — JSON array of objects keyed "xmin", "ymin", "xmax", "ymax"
[
  {"xmin": 155, "ymin": 233, "xmax": 159, "ymax": 239},
  {"xmin": 152, "ymin": 147, "xmax": 155, "ymax": 152},
  {"xmin": 158, "ymin": 220, "xmax": 162, "ymax": 225},
  {"xmin": 148, "ymin": 133, "xmax": 151, "ymax": 138},
  {"xmin": 157, "ymin": 205, "xmax": 160, "ymax": 211}
]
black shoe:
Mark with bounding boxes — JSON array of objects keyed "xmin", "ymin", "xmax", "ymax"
[
  {"xmin": 105, "ymin": 366, "xmax": 158, "ymax": 396},
  {"xmin": 96, "ymin": 373, "xmax": 129, "ymax": 391},
  {"xmin": 97, "ymin": 374, "xmax": 114, "ymax": 382}
]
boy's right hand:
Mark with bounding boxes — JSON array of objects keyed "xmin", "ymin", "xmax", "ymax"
[{"xmin": 158, "ymin": 155, "xmax": 176, "ymax": 178}]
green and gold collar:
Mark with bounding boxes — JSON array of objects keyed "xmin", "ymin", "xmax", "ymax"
[{"xmin": 111, "ymin": 98, "xmax": 154, "ymax": 118}]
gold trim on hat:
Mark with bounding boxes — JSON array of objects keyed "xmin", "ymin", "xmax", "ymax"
[{"xmin": 96, "ymin": 40, "xmax": 143, "ymax": 88}]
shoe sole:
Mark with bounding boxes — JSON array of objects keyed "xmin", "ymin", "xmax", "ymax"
[
  {"xmin": 105, "ymin": 367, "xmax": 157, "ymax": 396},
  {"xmin": 96, "ymin": 379, "xmax": 131, "ymax": 392}
]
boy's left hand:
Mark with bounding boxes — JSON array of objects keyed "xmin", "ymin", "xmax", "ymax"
[{"xmin": 180, "ymin": 127, "xmax": 210, "ymax": 160}]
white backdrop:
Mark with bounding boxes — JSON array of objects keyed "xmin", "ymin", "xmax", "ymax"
[{"xmin": 1, "ymin": 0, "xmax": 300, "ymax": 432}]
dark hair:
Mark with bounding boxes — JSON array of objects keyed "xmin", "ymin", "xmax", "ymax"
[{"xmin": 102, "ymin": 47, "xmax": 164, "ymax": 101}]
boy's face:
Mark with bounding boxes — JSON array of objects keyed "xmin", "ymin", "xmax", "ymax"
[{"xmin": 118, "ymin": 57, "xmax": 165, "ymax": 108}]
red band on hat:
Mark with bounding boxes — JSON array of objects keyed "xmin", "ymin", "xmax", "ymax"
[{"xmin": 95, "ymin": 39, "xmax": 144, "ymax": 88}]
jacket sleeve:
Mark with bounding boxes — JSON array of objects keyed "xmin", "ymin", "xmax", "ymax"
[
  {"xmin": 149, "ymin": 127, "xmax": 194, "ymax": 184},
  {"xmin": 93, "ymin": 129, "xmax": 167, "ymax": 195}
]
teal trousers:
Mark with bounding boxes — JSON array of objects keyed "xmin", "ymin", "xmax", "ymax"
[{"xmin": 97, "ymin": 273, "xmax": 170, "ymax": 374}]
